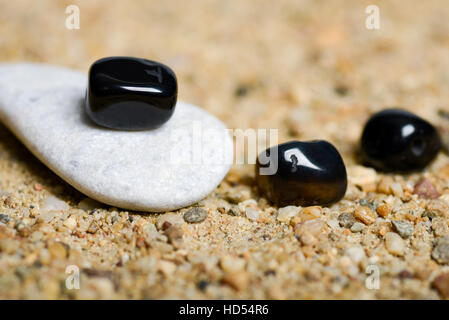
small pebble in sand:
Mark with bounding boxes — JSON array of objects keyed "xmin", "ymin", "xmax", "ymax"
[
  {"xmin": 376, "ymin": 203, "xmax": 391, "ymax": 218},
  {"xmin": 183, "ymin": 207, "xmax": 208, "ymax": 223},
  {"xmin": 432, "ymin": 237, "xmax": 449, "ymax": 264},
  {"xmin": 432, "ymin": 272, "xmax": 449, "ymax": 298},
  {"xmin": 351, "ymin": 222, "xmax": 365, "ymax": 233},
  {"xmin": 157, "ymin": 213, "xmax": 184, "ymax": 230},
  {"xmin": 359, "ymin": 198, "xmax": 377, "ymax": 212},
  {"xmin": 338, "ymin": 212, "xmax": 356, "ymax": 228},
  {"xmin": 157, "ymin": 260, "xmax": 177, "ymax": 277},
  {"xmin": 48, "ymin": 241, "xmax": 69, "ymax": 260},
  {"xmin": 390, "ymin": 182, "xmax": 403, "ymax": 198},
  {"xmin": 245, "ymin": 208, "xmax": 260, "ymax": 221},
  {"xmin": 164, "ymin": 224, "xmax": 183, "ymax": 249},
  {"xmin": 63, "ymin": 217, "xmax": 77, "ymax": 230},
  {"xmin": 277, "ymin": 206, "xmax": 301, "ymax": 223},
  {"xmin": 222, "ymin": 271, "xmax": 249, "ymax": 291},
  {"xmin": 354, "ymin": 206, "xmax": 377, "ymax": 225},
  {"xmin": 0, "ymin": 238, "xmax": 19, "ymax": 254},
  {"xmin": 413, "ymin": 178, "xmax": 440, "ymax": 199},
  {"xmin": 294, "ymin": 219, "xmax": 326, "ymax": 240},
  {"xmin": 0, "ymin": 214, "xmax": 10, "ymax": 224},
  {"xmin": 391, "ymin": 220, "xmax": 414, "ymax": 239},
  {"xmin": 33, "ymin": 183, "xmax": 43, "ymax": 191},
  {"xmin": 345, "ymin": 246, "xmax": 366, "ymax": 263},
  {"xmin": 221, "ymin": 255, "xmax": 246, "ymax": 273},
  {"xmin": 385, "ymin": 232, "xmax": 405, "ymax": 256},
  {"xmin": 299, "ymin": 206, "xmax": 322, "ymax": 221}
]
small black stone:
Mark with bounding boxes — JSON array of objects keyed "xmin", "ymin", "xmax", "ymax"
[
  {"xmin": 256, "ymin": 140, "xmax": 347, "ymax": 207},
  {"xmin": 360, "ymin": 108, "xmax": 441, "ymax": 172},
  {"xmin": 234, "ymin": 85, "xmax": 249, "ymax": 97},
  {"xmin": 334, "ymin": 84, "xmax": 349, "ymax": 96},
  {"xmin": 264, "ymin": 269, "xmax": 276, "ymax": 276},
  {"xmin": 86, "ymin": 56, "xmax": 177, "ymax": 130},
  {"xmin": 196, "ymin": 280, "xmax": 209, "ymax": 291}
]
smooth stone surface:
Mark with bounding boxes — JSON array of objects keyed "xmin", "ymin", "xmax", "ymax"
[
  {"xmin": 256, "ymin": 140, "xmax": 347, "ymax": 207},
  {"xmin": 0, "ymin": 63, "xmax": 233, "ymax": 212},
  {"xmin": 86, "ymin": 57, "xmax": 177, "ymax": 130},
  {"xmin": 360, "ymin": 108, "xmax": 441, "ymax": 172}
]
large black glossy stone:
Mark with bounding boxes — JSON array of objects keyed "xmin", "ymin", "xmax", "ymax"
[
  {"xmin": 86, "ymin": 57, "xmax": 177, "ymax": 130},
  {"xmin": 256, "ymin": 140, "xmax": 347, "ymax": 207},
  {"xmin": 360, "ymin": 108, "xmax": 441, "ymax": 171}
]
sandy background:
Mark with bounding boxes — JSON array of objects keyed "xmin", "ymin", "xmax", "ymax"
[{"xmin": 1, "ymin": 0, "xmax": 449, "ymax": 299}]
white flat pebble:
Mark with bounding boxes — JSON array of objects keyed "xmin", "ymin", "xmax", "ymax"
[
  {"xmin": 245, "ymin": 207, "xmax": 260, "ymax": 221},
  {"xmin": 277, "ymin": 206, "xmax": 301, "ymax": 223},
  {"xmin": 0, "ymin": 63, "xmax": 233, "ymax": 212},
  {"xmin": 385, "ymin": 232, "xmax": 405, "ymax": 256}
]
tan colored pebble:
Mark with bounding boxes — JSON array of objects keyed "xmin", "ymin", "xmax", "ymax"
[
  {"xmin": 245, "ymin": 207, "xmax": 260, "ymax": 221},
  {"xmin": 39, "ymin": 249, "xmax": 51, "ymax": 265},
  {"xmin": 33, "ymin": 183, "xmax": 43, "ymax": 191},
  {"xmin": 164, "ymin": 225, "xmax": 183, "ymax": 248},
  {"xmin": 29, "ymin": 231, "xmax": 43, "ymax": 242},
  {"xmin": 354, "ymin": 206, "xmax": 377, "ymax": 225},
  {"xmin": 440, "ymin": 193, "xmax": 449, "ymax": 205},
  {"xmin": 377, "ymin": 223, "xmax": 390, "ymax": 237},
  {"xmin": 156, "ymin": 213, "xmax": 184, "ymax": 230},
  {"xmin": 376, "ymin": 203, "xmax": 391, "ymax": 218},
  {"xmin": 432, "ymin": 272, "xmax": 449, "ymax": 299},
  {"xmin": 390, "ymin": 182, "xmax": 403, "ymax": 198},
  {"xmin": 377, "ymin": 176, "xmax": 394, "ymax": 195},
  {"xmin": 222, "ymin": 271, "xmax": 249, "ymax": 291},
  {"xmin": 267, "ymin": 284, "xmax": 286, "ymax": 300},
  {"xmin": 221, "ymin": 255, "xmax": 246, "ymax": 273},
  {"xmin": 0, "ymin": 238, "xmax": 20, "ymax": 254},
  {"xmin": 299, "ymin": 206, "xmax": 322, "ymax": 221},
  {"xmin": 301, "ymin": 245, "xmax": 316, "ymax": 257},
  {"xmin": 63, "ymin": 217, "xmax": 77, "ymax": 230},
  {"xmin": 290, "ymin": 215, "xmax": 302, "ymax": 227},
  {"xmin": 432, "ymin": 236, "xmax": 449, "ymax": 263},
  {"xmin": 277, "ymin": 205, "xmax": 301, "ymax": 223},
  {"xmin": 345, "ymin": 246, "xmax": 366, "ymax": 263},
  {"xmin": 385, "ymin": 232, "xmax": 405, "ymax": 256},
  {"xmin": 157, "ymin": 260, "xmax": 176, "ymax": 277},
  {"xmin": 87, "ymin": 222, "xmax": 99, "ymax": 234},
  {"xmin": 298, "ymin": 231, "xmax": 318, "ymax": 246},
  {"xmin": 294, "ymin": 219, "xmax": 326, "ymax": 237},
  {"xmin": 426, "ymin": 200, "xmax": 449, "ymax": 218},
  {"xmin": 48, "ymin": 241, "xmax": 68, "ymax": 260}
]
